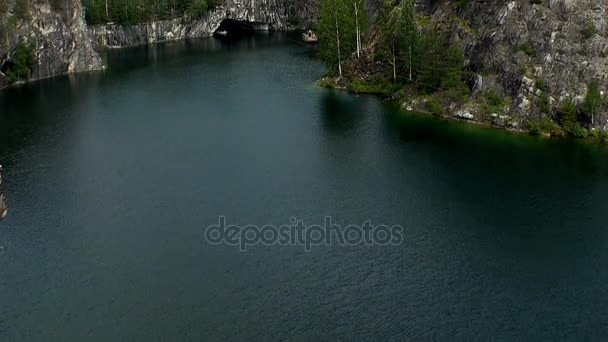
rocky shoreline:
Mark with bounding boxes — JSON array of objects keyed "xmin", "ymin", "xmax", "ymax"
[
  {"xmin": 315, "ymin": 0, "xmax": 608, "ymax": 141},
  {"xmin": 0, "ymin": 0, "xmax": 318, "ymax": 89},
  {"xmin": 317, "ymin": 74, "xmax": 608, "ymax": 143}
]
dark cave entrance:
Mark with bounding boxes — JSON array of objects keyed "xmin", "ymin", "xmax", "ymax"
[
  {"xmin": 1, "ymin": 60, "xmax": 14, "ymax": 75},
  {"xmin": 213, "ymin": 19, "xmax": 255, "ymax": 41}
]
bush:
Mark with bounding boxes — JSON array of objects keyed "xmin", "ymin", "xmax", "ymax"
[
  {"xmin": 425, "ymin": 96, "xmax": 444, "ymax": 116},
  {"xmin": 563, "ymin": 121, "xmax": 588, "ymax": 138},
  {"xmin": 188, "ymin": 0, "xmax": 209, "ymax": 18},
  {"xmin": 14, "ymin": 0, "xmax": 28, "ymax": 20},
  {"xmin": 5, "ymin": 41, "xmax": 37, "ymax": 84},
  {"xmin": 84, "ymin": 0, "xmax": 107, "ymax": 25},
  {"xmin": 415, "ymin": 30, "xmax": 465, "ymax": 94},
  {"xmin": 590, "ymin": 129, "xmax": 608, "ymax": 143},
  {"xmin": 519, "ymin": 40, "xmax": 534, "ymax": 56},
  {"xmin": 347, "ymin": 78, "xmax": 394, "ymax": 95},
  {"xmin": 556, "ymin": 100, "xmax": 577, "ymax": 127},
  {"xmin": 554, "ymin": 99, "xmax": 590, "ymax": 137},
  {"xmin": 582, "ymin": 82, "xmax": 602, "ymax": 122},
  {"xmin": 537, "ymin": 92, "xmax": 550, "ymax": 114},
  {"xmin": 581, "ymin": 20, "xmax": 596, "ymax": 40},
  {"xmin": 84, "ymin": 0, "xmax": 215, "ymax": 24},
  {"xmin": 0, "ymin": 0, "xmax": 8, "ymax": 16},
  {"xmin": 527, "ymin": 117, "xmax": 561, "ymax": 136}
]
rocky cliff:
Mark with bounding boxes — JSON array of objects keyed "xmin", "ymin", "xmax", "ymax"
[
  {"xmin": 0, "ymin": 0, "xmax": 317, "ymax": 87},
  {"xmin": 0, "ymin": 0, "xmax": 104, "ymax": 88},
  {"xmin": 407, "ymin": 0, "xmax": 608, "ymax": 131},
  {"xmin": 87, "ymin": 0, "xmax": 318, "ymax": 49}
]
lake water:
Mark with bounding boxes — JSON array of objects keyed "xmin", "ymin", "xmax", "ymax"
[{"xmin": 1, "ymin": 33, "xmax": 608, "ymax": 340}]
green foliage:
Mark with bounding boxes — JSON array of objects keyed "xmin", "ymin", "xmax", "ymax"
[
  {"xmin": 479, "ymin": 90, "xmax": 505, "ymax": 114},
  {"xmin": 527, "ymin": 117, "xmax": 561, "ymax": 136},
  {"xmin": 85, "ymin": 0, "xmax": 108, "ymax": 24},
  {"xmin": 0, "ymin": 0, "xmax": 8, "ymax": 16},
  {"xmin": 347, "ymin": 78, "xmax": 394, "ymax": 95},
  {"xmin": 381, "ymin": 0, "xmax": 416, "ymax": 81},
  {"xmin": 556, "ymin": 100, "xmax": 577, "ymax": 126},
  {"xmin": 590, "ymin": 129, "xmax": 608, "ymax": 143},
  {"xmin": 564, "ymin": 122, "xmax": 589, "ymax": 138},
  {"xmin": 317, "ymin": 0, "xmax": 359, "ymax": 75},
  {"xmin": 519, "ymin": 40, "xmax": 533, "ymax": 56},
  {"xmin": 581, "ymin": 20, "xmax": 596, "ymax": 40},
  {"xmin": 188, "ymin": 0, "xmax": 212, "ymax": 18},
  {"xmin": 582, "ymin": 82, "xmax": 602, "ymax": 120},
  {"xmin": 556, "ymin": 100, "xmax": 588, "ymax": 138},
  {"xmin": 535, "ymin": 79, "xmax": 545, "ymax": 91},
  {"xmin": 537, "ymin": 92, "xmax": 550, "ymax": 114},
  {"xmin": 455, "ymin": 0, "xmax": 469, "ymax": 9},
  {"xmin": 415, "ymin": 29, "xmax": 465, "ymax": 94},
  {"xmin": 0, "ymin": 0, "xmax": 8, "ymax": 46},
  {"xmin": 6, "ymin": 41, "xmax": 37, "ymax": 84},
  {"xmin": 425, "ymin": 96, "xmax": 444, "ymax": 116},
  {"xmin": 84, "ymin": 0, "xmax": 215, "ymax": 24},
  {"xmin": 14, "ymin": 0, "xmax": 28, "ymax": 20}
]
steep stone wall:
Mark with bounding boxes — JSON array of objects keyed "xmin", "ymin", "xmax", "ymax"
[
  {"xmin": 0, "ymin": 0, "xmax": 104, "ymax": 88},
  {"xmin": 405, "ymin": 0, "xmax": 608, "ymax": 130},
  {"xmin": 0, "ymin": 0, "xmax": 318, "ymax": 87},
  {"xmin": 88, "ymin": 0, "xmax": 317, "ymax": 49}
]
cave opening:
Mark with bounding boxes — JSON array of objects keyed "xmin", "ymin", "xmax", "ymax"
[
  {"xmin": 213, "ymin": 19, "xmax": 255, "ymax": 41},
  {"xmin": 0, "ymin": 60, "xmax": 14, "ymax": 75}
]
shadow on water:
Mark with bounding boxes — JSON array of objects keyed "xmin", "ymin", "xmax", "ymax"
[
  {"xmin": 375, "ymin": 102, "xmax": 608, "ymax": 281},
  {"xmin": 0, "ymin": 73, "xmax": 101, "ymax": 161},
  {"xmin": 381, "ymin": 104, "xmax": 608, "ymax": 177},
  {"xmin": 319, "ymin": 90, "xmax": 364, "ymax": 137}
]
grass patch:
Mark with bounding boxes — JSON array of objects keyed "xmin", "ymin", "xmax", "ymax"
[
  {"xmin": 526, "ymin": 117, "xmax": 562, "ymax": 136},
  {"xmin": 347, "ymin": 79, "xmax": 396, "ymax": 95}
]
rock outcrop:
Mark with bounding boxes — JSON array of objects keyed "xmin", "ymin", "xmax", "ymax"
[
  {"xmin": 88, "ymin": 0, "xmax": 317, "ymax": 49},
  {"xmin": 412, "ymin": 0, "xmax": 608, "ymax": 130},
  {"xmin": 0, "ymin": 0, "xmax": 104, "ymax": 87},
  {"xmin": 1, "ymin": 0, "xmax": 318, "ymax": 87}
]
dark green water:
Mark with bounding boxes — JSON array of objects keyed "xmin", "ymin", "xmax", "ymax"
[{"xmin": 1, "ymin": 33, "xmax": 608, "ymax": 340}]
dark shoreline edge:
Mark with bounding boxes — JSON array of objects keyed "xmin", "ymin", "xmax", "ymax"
[{"xmin": 316, "ymin": 76, "xmax": 608, "ymax": 145}]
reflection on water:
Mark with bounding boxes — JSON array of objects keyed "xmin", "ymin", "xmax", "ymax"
[{"xmin": 319, "ymin": 90, "xmax": 363, "ymax": 136}]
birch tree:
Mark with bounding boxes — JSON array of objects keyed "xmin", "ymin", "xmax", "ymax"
[
  {"xmin": 382, "ymin": 0, "xmax": 416, "ymax": 81},
  {"xmin": 318, "ymin": 0, "xmax": 357, "ymax": 76}
]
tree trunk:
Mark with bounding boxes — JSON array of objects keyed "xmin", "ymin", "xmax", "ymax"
[
  {"xmin": 355, "ymin": 2, "xmax": 360, "ymax": 58},
  {"xmin": 408, "ymin": 44, "xmax": 412, "ymax": 82},
  {"xmin": 392, "ymin": 44, "xmax": 396, "ymax": 81},
  {"xmin": 336, "ymin": 15, "xmax": 342, "ymax": 77},
  {"xmin": 105, "ymin": 0, "xmax": 109, "ymax": 21}
]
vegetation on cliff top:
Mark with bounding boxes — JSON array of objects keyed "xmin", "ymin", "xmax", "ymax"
[
  {"xmin": 5, "ymin": 41, "xmax": 37, "ymax": 85},
  {"xmin": 318, "ymin": 0, "xmax": 467, "ymax": 104},
  {"xmin": 84, "ymin": 0, "xmax": 215, "ymax": 25},
  {"xmin": 317, "ymin": 0, "xmax": 608, "ymax": 142},
  {"xmin": 317, "ymin": 0, "xmax": 366, "ymax": 76}
]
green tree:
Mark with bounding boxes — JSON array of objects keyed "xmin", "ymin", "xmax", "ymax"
[
  {"xmin": 14, "ymin": 0, "xmax": 28, "ymax": 20},
  {"xmin": 415, "ymin": 27, "xmax": 464, "ymax": 94},
  {"xmin": 317, "ymin": 0, "xmax": 357, "ymax": 76},
  {"xmin": 583, "ymin": 82, "xmax": 602, "ymax": 125},
  {"xmin": 188, "ymin": 0, "xmax": 209, "ymax": 18},
  {"xmin": 382, "ymin": 0, "xmax": 416, "ymax": 81},
  {"xmin": 6, "ymin": 41, "xmax": 37, "ymax": 84}
]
